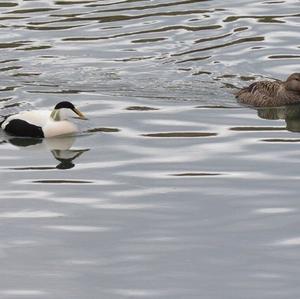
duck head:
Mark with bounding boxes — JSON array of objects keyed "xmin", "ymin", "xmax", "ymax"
[
  {"xmin": 50, "ymin": 101, "xmax": 86, "ymax": 121},
  {"xmin": 285, "ymin": 73, "xmax": 300, "ymax": 92}
]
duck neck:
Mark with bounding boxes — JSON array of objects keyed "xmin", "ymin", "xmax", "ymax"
[
  {"xmin": 278, "ymin": 85, "xmax": 300, "ymax": 105},
  {"xmin": 50, "ymin": 109, "xmax": 61, "ymax": 121}
]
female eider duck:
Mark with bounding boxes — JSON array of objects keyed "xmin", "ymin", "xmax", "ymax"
[
  {"xmin": 236, "ymin": 73, "xmax": 300, "ymax": 107},
  {"xmin": 1, "ymin": 101, "xmax": 86, "ymax": 138}
]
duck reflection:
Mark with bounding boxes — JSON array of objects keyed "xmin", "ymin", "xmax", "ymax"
[
  {"xmin": 256, "ymin": 104, "xmax": 300, "ymax": 132},
  {"xmin": 2, "ymin": 135, "xmax": 89, "ymax": 170},
  {"xmin": 52, "ymin": 148, "xmax": 88, "ymax": 169}
]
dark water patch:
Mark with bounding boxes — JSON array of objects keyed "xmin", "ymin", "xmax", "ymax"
[
  {"xmin": 261, "ymin": 139, "xmax": 300, "ymax": 143},
  {"xmin": 63, "ymin": 24, "xmax": 222, "ymax": 42},
  {"xmin": 234, "ymin": 26, "xmax": 249, "ymax": 32},
  {"xmin": 0, "ymin": 86, "xmax": 19, "ymax": 92},
  {"xmin": 0, "ymin": 16, "xmax": 28, "ymax": 20},
  {"xmin": 19, "ymin": 45, "xmax": 52, "ymax": 51},
  {"xmin": 222, "ymin": 82, "xmax": 239, "ymax": 89},
  {"xmin": 251, "ymin": 46, "xmax": 265, "ymax": 50},
  {"xmin": 55, "ymin": 0, "xmax": 96, "ymax": 5},
  {"xmin": 0, "ymin": 2, "xmax": 18, "ymax": 7},
  {"xmin": 142, "ymin": 132, "xmax": 217, "ymax": 138},
  {"xmin": 40, "ymin": 55, "xmax": 59, "ymax": 58},
  {"xmin": 125, "ymin": 106, "xmax": 159, "ymax": 111},
  {"xmin": 96, "ymin": 9, "xmax": 214, "ymax": 20},
  {"xmin": 10, "ymin": 167, "xmax": 56, "ymax": 171},
  {"xmin": 240, "ymin": 76, "xmax": 257, "ymax": 81},
  {"xmin": 0, "ymin": 59, "xmax": 19, "ymax": 64},
  {"xmin": 26, "ymin": 24, "xmax": 84, "ymax": 31},
  {"xmin": 2, "ymin": 102, "xmax": 23, "ymax": 109},
  {"xmin": 62, "ymin": 37, "xmax": 102, "ymax": 41},
  {"xmin": 28, "ymin": 11, "xmax": 216, "ymax": 27},
  {"xmin": 223, "ymin": 15, "xmax": 291, "ymax": 23},
  {"xmin": 115, "ymin": 56, "xmax": 153, "ymax": 62},
  {"xmin": 171, "ymin": 172, "xmax": 222, "ymax": 177},
  {"xmin": 86, "ymin": 0, "xmax": 157, "ymax": 8},
  {"xmin": 87, "ymin": 127, "xmax": 120, "ymax": 133},
  {"xmin": 0, "ymin": 41, "xmax": 29, "ymax": 49},
  {"xmin": 263, "ymin": 1, "xmax": 285, "ymax": 3},
  {"xmin": 230, "ymin": 126, "xmax": 286, "ymax": 131},
  {"xmin": 195, "ymin": 33, "xmax": 232, "ymax": 44},
  {"xmin": 173, "ymin": 37, "xmax": 265, "ymax": 57},
  {"xmin": 0, "ymin": 97, "xmax": 13, "ymax": 102},
  {"xmin": 268, "ymin": 55, "xmax": 300, "ymax": 59},
  {"xmin": 178, "ymin": 56, "xmax": 211, "ymax": 64},
  {"xmin": 178, "ymin": 67, "xmax": 192, "ymax": 72},
  {"xmin": 33, "ymin": 180, "xmax": 93, "ymax": 184},
  {"xmin": 26, "ymin": 89, "xmax": 83, "ymax": 94},
  {"xmin": 89, "ymin": 0, "xmax": 212, "ymax": 11},
  {"xmin": 5, "ymin": 8, "xmax": 59, "ymax": 14},
  {"xmin": 131, "ymin": 38, "xmax": 167, "ymax": 43},
  {"xmin": 51, "ymin": 13, "xmax": 83, "ymax": 18},
  {"xmin": 0, "ymin": 66, "xmax": 22, "ymax": 72},
  {"xmin": 24, "ymin": 82, "xmax": 60, "ymax": 88},
  {"xmin": 12, "ymin": 73, "xmax": 41, "ymax": 77},
  {"xmin": 195, "ymin": 105, "xmax": 239, "ymax": 109}
]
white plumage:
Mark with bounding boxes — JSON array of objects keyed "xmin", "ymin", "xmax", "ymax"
[{"xmin": 1, "ymin": 101, "xmax": 86, "ymax": 138}]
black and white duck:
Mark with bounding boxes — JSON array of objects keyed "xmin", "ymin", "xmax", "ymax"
[{"xmin": 1, "ymin": 101, "xmax": 86, "ymax": 138}]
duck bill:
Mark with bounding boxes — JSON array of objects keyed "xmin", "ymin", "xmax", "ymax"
[{"xmin": 73, "ymin": 108, "xmax": 87, "ymax": 120}]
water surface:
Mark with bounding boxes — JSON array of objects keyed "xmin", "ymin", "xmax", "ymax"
[{"xmin": 0, "ymin": 0, "xmax": 300, "ymax": 298}]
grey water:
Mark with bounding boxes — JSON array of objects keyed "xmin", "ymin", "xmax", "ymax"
[{"xmin": 0, "ymin": 0, "xmax": 300, "ymax": 298}]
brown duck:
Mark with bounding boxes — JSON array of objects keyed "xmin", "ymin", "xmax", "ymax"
[{"xmin": 236, "ymin": 73, "xmax": 300, "ymax": 107}]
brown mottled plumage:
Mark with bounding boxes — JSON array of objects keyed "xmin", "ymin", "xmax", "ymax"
[{"xmin": 236, "ymin": 73, "xmax": 300, "ymax": 107}]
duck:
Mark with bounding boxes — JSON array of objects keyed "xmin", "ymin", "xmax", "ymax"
[
  {"xmin": 236, "ymin": 73, "xmax": 300, "ymax": 107},
  {"xmin": 1, "ymin": 101, "xmax": 86, "ymax": 138}
]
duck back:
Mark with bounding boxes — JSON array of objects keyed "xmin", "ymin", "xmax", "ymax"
[{"xmin": 236, "ymin": 80, "xmax": 284, "ymax": 107}]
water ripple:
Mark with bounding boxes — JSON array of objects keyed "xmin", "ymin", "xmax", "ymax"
[
  {"xmin": 0, "ymin": 1, "xmax": 300, "ymax": 298},
  {"xmin": 0, "ymin": 210, "xmax": 64, "ymax": 218}
]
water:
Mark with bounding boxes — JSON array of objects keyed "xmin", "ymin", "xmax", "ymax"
[{"xmin": 0, "ymin": 0, "xmax": 300, "ymax": 298}]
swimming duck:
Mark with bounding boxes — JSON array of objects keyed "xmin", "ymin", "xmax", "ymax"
[
  {"xmin": 236, "ymin": 73, "xmax": 300, "ymax": 107},
  {"xmin": 1, "ymin": 101, "xmax": 86, "ymax": 138}
]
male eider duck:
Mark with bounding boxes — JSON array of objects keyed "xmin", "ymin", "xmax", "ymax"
[
  {"xmin": 1, "ymin": 101, "xmax": 86, "ymax": 138},
  {"xmin": 236, "ymin": 73, "xmax": 300, "ymax": 107}
]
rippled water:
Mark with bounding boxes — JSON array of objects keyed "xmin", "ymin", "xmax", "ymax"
[{"xmin": 0, "ymin": 0, "xmax": 300, "ymax": 298}]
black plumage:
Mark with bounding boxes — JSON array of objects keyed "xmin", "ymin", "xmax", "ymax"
[{"xmin": 5, "ymin": 119, "xmax": 44, "ymax": 138}]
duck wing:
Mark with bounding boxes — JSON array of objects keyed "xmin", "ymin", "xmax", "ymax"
[{"xmin": 236, "ymin": 80, "xmax": 282, "ymax": 106}]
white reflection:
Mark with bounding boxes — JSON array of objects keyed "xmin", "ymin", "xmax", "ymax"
[
  {"xmin": 111, "ymin": 289, "xmax": 170, "ymax": 297},
  {"xmin": 0, "ymin": 210, "xmax": 64, "ymax": 218},
  {"xmin": 92, "ymin": 203, "xmax": 154, "ymax": 210},
  {"xmin": 1, "ymin": 134, "xmax": 89, "ymax": 169},
  {"xmin": 275, "ymin": 237, "xmax": 300, "ymax": 246},
  {"xmin": 0, "ymin": 191, "xmax": 50, "ymax": 199},
  {"xmin": 255, "ymin": 208, "xmax": 294, "ymax": 214},
  {"xmin": 45, "ymin": 225, "xmax": 110, "ymax": 232},
  {"xmin": 0, "ymin": 290, "xmax": 47, "ymax": 296}
]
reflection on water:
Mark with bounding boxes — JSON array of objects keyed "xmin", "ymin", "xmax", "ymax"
[
  {"xmin": 257, "ymin": 104, "xmax": 300, "ymax": 132},
  {"xmin": 0, "ymin": 0, "xmax": 300, "ymax": 298},
  {"xmin": 52, "ymin": 148, "xmax": 89, "ymax": 169},
  {"xmin": 1, "ymin": 134, "xmax": 89, "ymax": 169}
]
